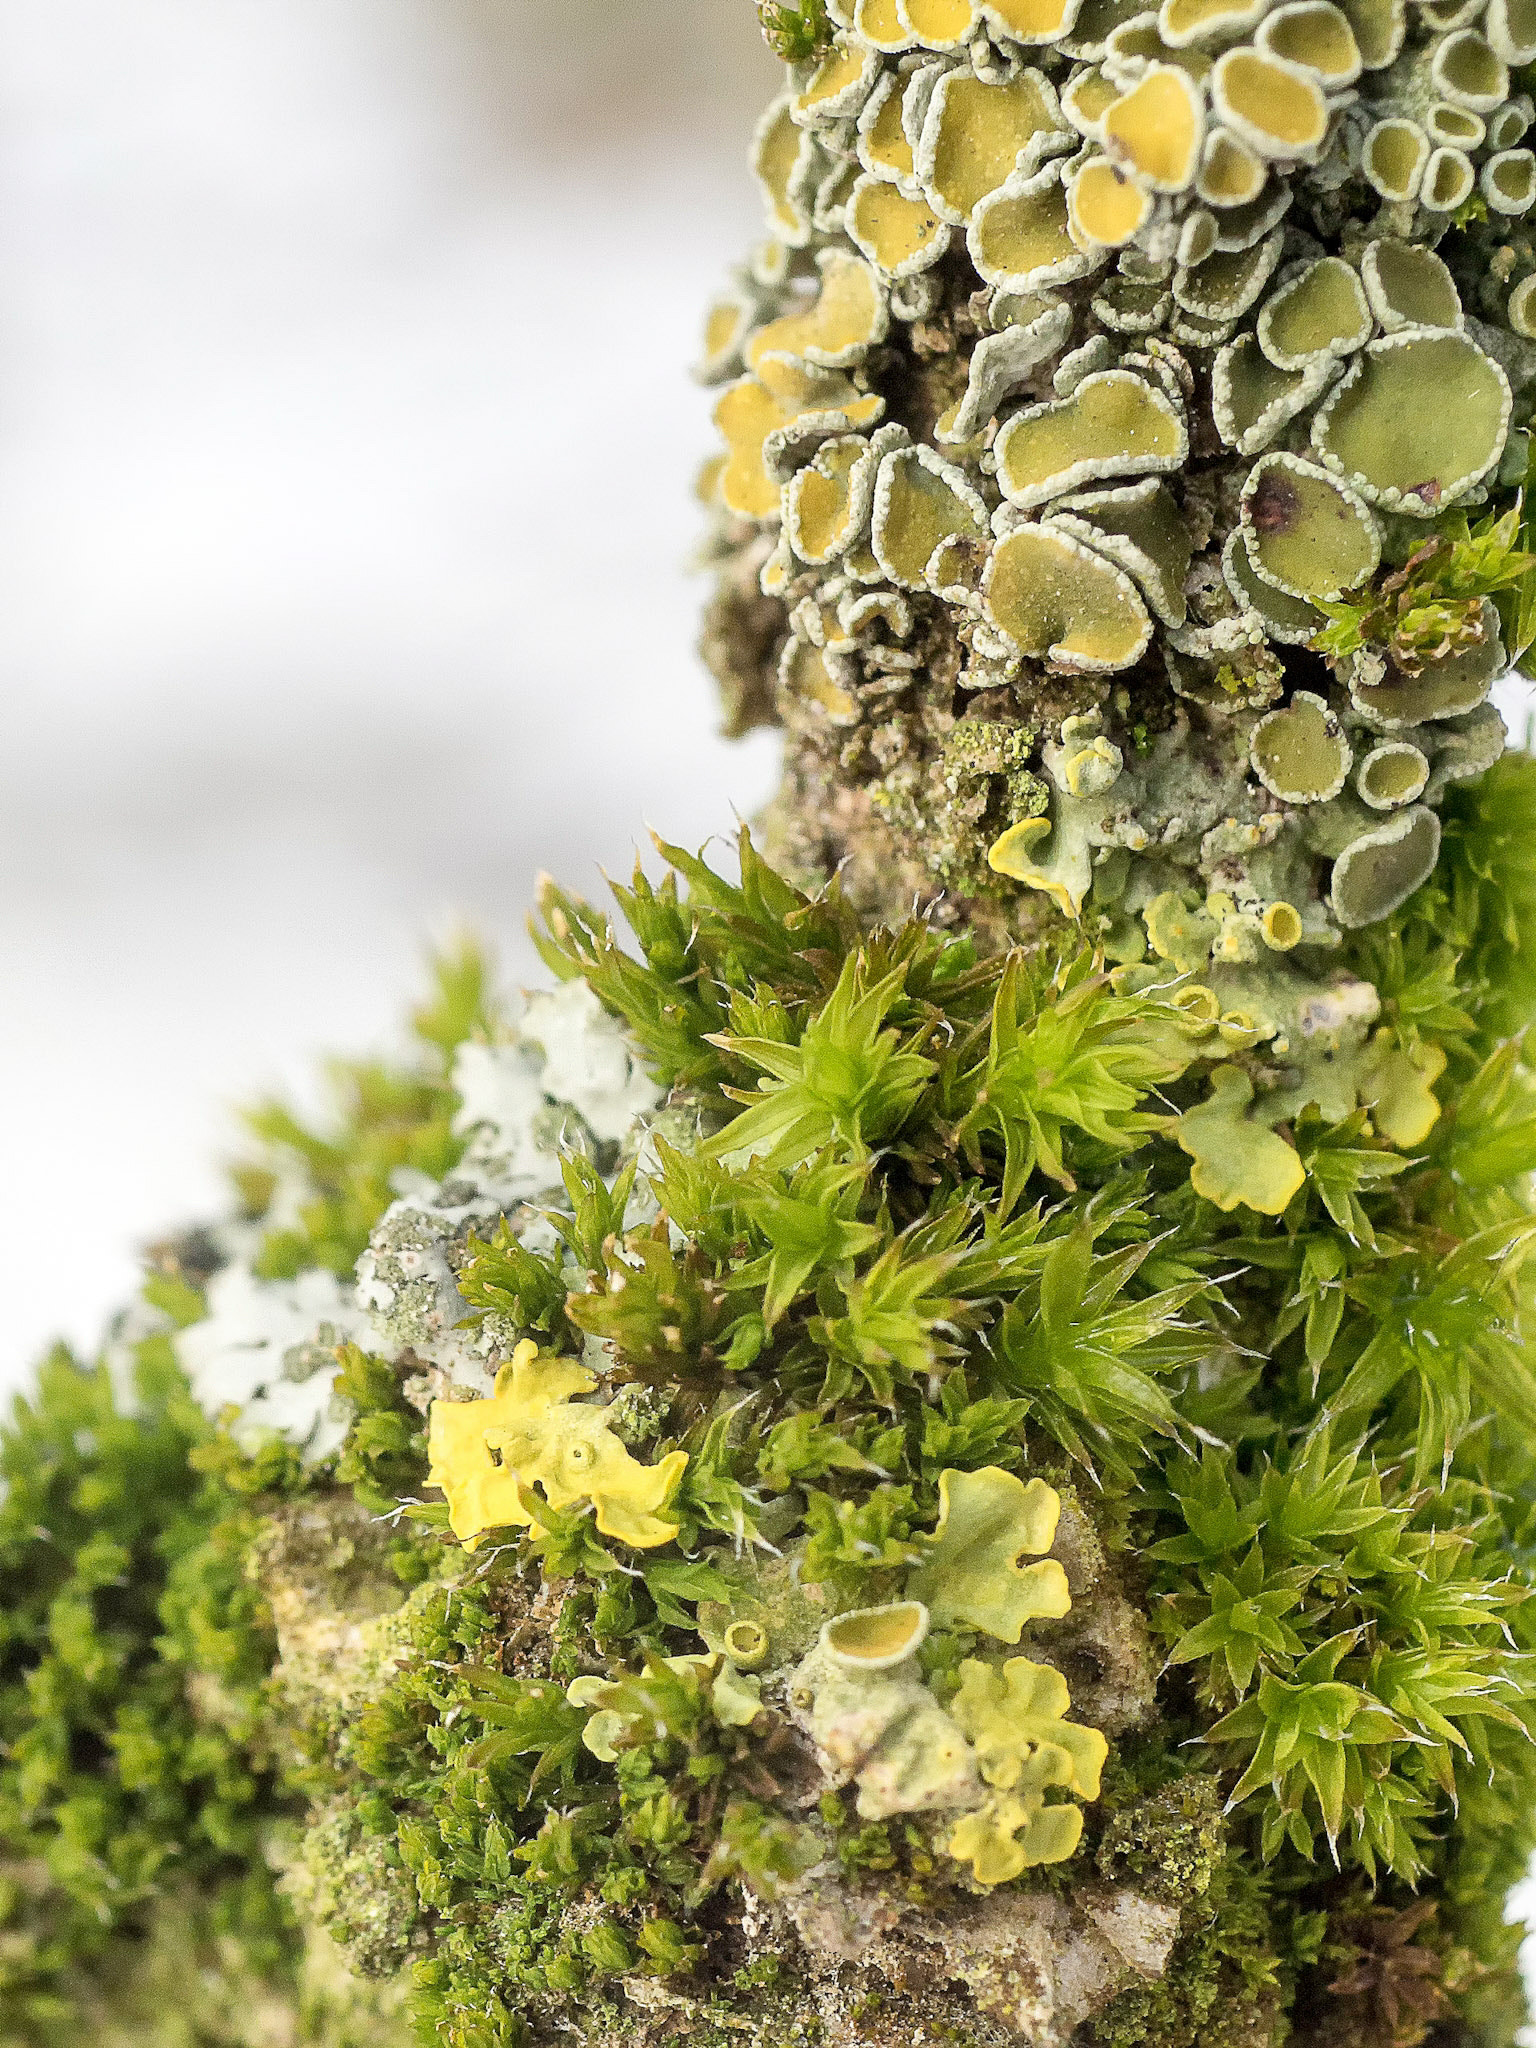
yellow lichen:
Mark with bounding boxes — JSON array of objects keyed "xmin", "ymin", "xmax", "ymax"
[
  {"xmin": 1172, "ymin": 1064, "xmax": 1305, "ymax": 1214},
  {"xmin": 946, "ymin": 1656, "xmax": 1107, "ymax": 1881},
  {"xmin": 848, "ymin": 175, "xmax": 951, "ymax": 276},
  {"xmin": 997, "ymin": 370, "xmax": 1186, "ymax": 507},
  {"xmin": 746, "ymin": 250, "xmax": 889, "ymax": 371},
  {"xmin": 858, "ymin": 72, "xmax": 916, "ymax": 182},
  {"xmin": 1103, "ymin": 66, "xmax": 1205, "ymax": 190},
  {"xmin": 901, "ymin": 0, "xmax": 981, "ymax": 44},
  {"xmin": 785, "ymin": 433, "xmax": 871, "ymax": 562},
  {"xmin": 907, "ymin": 1468, "xmax": 1072, "ymax": 1642},
  {"xmin": 1069, "ymin": 156, "xmax": 1154, "ymax": 245},
  {"xmin": 871, "ymin": 444, "xmax": 989, "ymax": 588},
  {"xmin": 714, "ymin": 356, "xmax": 883, "ymax": 520},
  {"xmin": 970, "ymin": 163, "xmax": 1094, "ymax": 290},
  {"xmin": 858, "ymin": 0, "xmax": 916, "ymax": 48},
  {"xmin": 1211, "ymin": 48, "xmax": 1330, "ymax": 158},
  {"xmin": 1144, "ymin": 889, "xmax": 1219, "ymax": 972},
  {"xmin": 793, "ymin": 38, "xmax": 877, "ymax": 122},
  {"xmin": 986, "ymin": 0, "xmax": 1081, "ymax": 33},
  {"xmin": 426, "ymin": 1339, "xmax": 688, "ymax": 1551},
  {"xmin": 922, "ymin": 68, "xmax": 1063, "ymax": 224},
  {"xmin": 984, "ymin": 521, "xmax": 1153, "ymax": 672},
  {"xmin": 1359, "ymin": 1032, "xmax": 1447, "ymax": 1146}
]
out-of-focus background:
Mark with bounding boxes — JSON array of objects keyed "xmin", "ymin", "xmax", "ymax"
[{"xmin": 0, "ymin": 0, "xmax": 782, "ymax": 1388}]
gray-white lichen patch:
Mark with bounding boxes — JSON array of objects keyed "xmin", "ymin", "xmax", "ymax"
[
  {"xmin": 180, "ymin": 979, "xmax": 665, "ymax": 1449},
  {"xmin": 178, "ymin": 1266, "xmax": 382, "ymax": 1460}
]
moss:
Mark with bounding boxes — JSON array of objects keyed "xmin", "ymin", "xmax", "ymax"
[
  {"xmin": 1083, "ymin": 1853, "xmax": 1287, "ymax": 2048},
  {"xmin": 1096, "ymin": 1774, "xmax": 1228, "ymax": 1905}
]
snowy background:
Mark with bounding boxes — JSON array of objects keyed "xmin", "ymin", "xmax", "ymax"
[{"xmin": 0, "ymin": 0, "xmax": 780, "ymax": 1387}]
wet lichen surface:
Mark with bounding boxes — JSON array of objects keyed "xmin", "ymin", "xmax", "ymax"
[{"xmin": 11, "ymin": 5, "xmax": 1536, "ymax": 2047}]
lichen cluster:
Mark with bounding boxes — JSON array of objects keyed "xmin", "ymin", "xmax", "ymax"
[{"xmin": 701, "ymin": 0, "xmax": 1536, "ymax": 1159}]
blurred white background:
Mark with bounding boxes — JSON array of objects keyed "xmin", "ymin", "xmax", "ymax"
[{"xmin": 0, "ymin": 0, "xmax": 781, "ymax": 1388}]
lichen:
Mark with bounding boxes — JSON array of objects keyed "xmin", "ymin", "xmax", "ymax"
[
  {"xmin": 426, "ymin": 1340, "xmax": 689, "ymax": 1550},
  {"xmin": 699, "ymin": 0, "xmax": 1536, "ymax": 1183}
]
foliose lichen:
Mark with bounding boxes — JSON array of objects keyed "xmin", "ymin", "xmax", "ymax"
[{"xmin": 699, "ymin": 0, "xmax": 1536, "ymax": 1184}]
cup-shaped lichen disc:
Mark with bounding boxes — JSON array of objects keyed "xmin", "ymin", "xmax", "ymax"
[
  {"xmin": 920, "ymin": 67, "xmax": 1065, "ymax": 223},
  {"xmin": 1330, "ymin": 805, "xmax": 1442, "ymax": 926},
  {"xmin": 1482, "ymin": 147, "xmax": 1536, "ymax": 212},
  {"xmin": 795, "ymin": 38, "xmax": 881, "ymax": 123},
  {"xmin": 1211, "ymin": 48, "xmax": 1330, "ymax": 158},
  {"xmin": 857, "ymin": 73, "xmax": 918, "ymax": 180},
  {"xmin": 1095, "ymin": 276, "xmax": 1175, "ymax": 333},
  {"xmin": 1250, "ymin": 689, "xmax": 1353, "ymax": 802},
  {"xmin": 871, "ymin": 445, "xmax": 990, "ymax": 588},
  {"xmin": 1102, "ymin": 64, "xmax": 1205, "ymax": 188},
  {"xmin": 1363, "ymin": 118, "xmax": 1430, "ymax": 199},
  {"xmin": 1488, "ymin": 0, "xmax": 1536, "ymax": 62},
  {"xmin": 1051, "ymin": 478, "xmax": 1194, "ymax": 622},
  {"xmin": 1336, "ymin": 0, "xmax": 1406, "ymax": 64},
  {"xmin": 1310, "ymin": 329, "xmax": 1510, "ymax": 511},
  {"xmin": 1062, "ymin": 66, "xmax": 1121, "ymax": 137},
  {"xmin": 1426, "ymin": 101, "xmax": 1485, "ymax": 146},
  {"xmin": 1349, "ymin": 610, "xmax": 1504, "ymax": 726},
  {"xmin": 899, "ymin": 0, "xmax": 982, "ymax": 46},
  {"xmin": 747, "ymin": 250, "xmax": 890, "ymax": 370},
  {"xmin": 856, "ymin": 0, "xmax": 918, "ymax": 49},
  {"xmin": 1257, "ymin": 256, "xmax": 1373, "ymax": 369},
  {"xmin": 1221, "ymin": 526, "xmax": 1326, "ymax": 642},
  {"xmin": 1421, "ymin": 144, "xmax": 1477, "ymax": 210},
  {"xmin": 716, "ymin": 356, "xmax": 884, "ymax": 520},
  {"xmin": 1487, "ymin": 98, "xmax": 1532, "ymax": 149},
  {"xmin": 1174, "ymin": 228, "xmax": 1285, "ymax": 319},
  {"xmin": 754, "ymin": 96, "xmax": 818, "ymax": 244},
  {"xmin": 1160, "ymin": 0, "xmax": 1267, "ymax": 45},
  {"xmin": 785, "ymin": 434, "xmax": 874, "ymax": 563},
  {"xmin": 822, "ymin": 1600, "xmax": 932, "ymax": 1670},
  {"xmin": 1432, "ymin": 28, "xmax": 1509, "ymax": 108},
  {"xmin": 997, "ymin": 368, "xmax": 1187, "ymax": 507},
  {"xmin": 1068, "ymin": 157, "xmax": 1155, "ymax": 245},
  {"xmin": 984, "ymin": 521, "xmax": 1153, "ymax": 669},
  {"xmin": 1240, "ymin": 453, "xmax": 1380, "ymax": 599},
  {"xmin": 1357, "ymin": 741, "xmax": 1431, "ymax": 809},
  {"xmin": 848, "ymin": 174, "xmax": 953, "ymax": 275},
  {"xmin": 1360, "ymin": 238, "xmax": 1463, "ymax": 330},
  {"xmin": 1197, "ymin": 126, "xmax": 1267, "ymax": 208},
  {"xmin": 986, "ymin": 0, "xmax": 1085, "ymax": 35},
  {"xmin": 1257, "ymin": 0, "xmax": 1363, "ymax": 83},
  {"xmin": 970, "ymin": 164, "xmax": 1100, "ymax": 288},
  {"xmin": 1213, "ymin": 333, "xmax": 1336, "ymax": 453}
]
